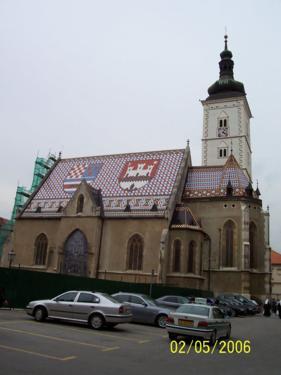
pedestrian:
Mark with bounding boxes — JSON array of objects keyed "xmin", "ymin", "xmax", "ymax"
[
  {"xmin": 263, "ymin": 298, "xmax": 271, "ymax": 317},
  {"xmin": 277, "ymin": 300, "xmax": 281, "ymax": 319}
]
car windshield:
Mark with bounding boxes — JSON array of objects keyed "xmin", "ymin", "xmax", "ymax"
[
  {"xmin": 236, "ymin": 296, "xmax": 251, "ymax": 304},
  {"xmin": 176, "ymin": 305, "xmax": 210, "ymax": 317}
]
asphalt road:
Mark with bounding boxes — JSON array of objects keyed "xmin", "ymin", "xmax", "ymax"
[{"xmin": 0, "ymin": 309, "xmax": 280, "ymax": 375}]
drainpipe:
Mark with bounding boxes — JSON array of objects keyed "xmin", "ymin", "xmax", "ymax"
[{"xmin": 204, "ymin": 234, "xmax": 212, "ymax": 292}]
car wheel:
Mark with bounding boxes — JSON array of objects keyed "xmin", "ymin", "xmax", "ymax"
[
  {"xmin": 34, "ymin": 307, "xmax": 46, "ymax": 322},
  {"xmin": 225, "ymin": 325, "xmax": 231, "ymax": 339},
  {"xmin": 156, "ymin": 314, "xmax": 168, "ymax": 328},
  {"xmin": 209, "ymin": 330, "xmax": 217, "ymax": 346},
  {"xmin": 89, "ymin": 314, "xmax": 104, "ymax": 330}
]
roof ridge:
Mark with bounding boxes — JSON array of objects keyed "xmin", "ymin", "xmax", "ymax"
[{"xmin": 60, "ymin": 148, "xmax": 185, "ymax": 161}]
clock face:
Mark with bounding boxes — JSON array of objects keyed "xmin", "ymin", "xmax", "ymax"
[{"xmin": 218, "ymin": 127, "xmax": 228, "ymax": 137}]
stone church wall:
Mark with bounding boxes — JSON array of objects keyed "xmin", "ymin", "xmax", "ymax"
[{"xmin": 97, "ymin": 217, "xmax": 167, "ymax": 283}]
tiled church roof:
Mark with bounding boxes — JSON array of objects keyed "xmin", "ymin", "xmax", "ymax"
[
  {"xmin": 21, "ymin": 149, "xmax": 185, "ymax": 217},
  {"xmin": 272, "ymin": 250, "xmax": 281, "ymax": 265},
  {"xmin": 184, "ymin": 154, "xmax": 250, "ymax": 199}
]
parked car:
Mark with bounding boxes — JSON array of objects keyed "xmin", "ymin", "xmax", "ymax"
[
  {"xmin": 156, "ymin": 295, "xmax": 191, "ymax": 310},
  {"xmin": 26, "ymin": 290, "xmax": 132, "ymax": 329},
  {"xmin": 112, "ymin": 292, "xmax": 170, "ymax": 328},
  {"xmin": 214, "ymin": 300, "xmax": 235, "ymax": 317},
  {"xmin": 194, "ymin": 297, "xmax": 208, "ymax": 305},
  {"xmin": 250, "ymin": 298, "xmax": 263, "ymax": 313},
  {"xmin": 206, "ymin": 297, "xmax": 216, "ymax": 306},
  {"xmin": 218, "ymin": 294, "xmax": 259, "ymax": 315},
  {"xmin": 166, "ymin": 303, "xmax": 231, "ymax": 344},
  {"xmin": 215, "ymin": 296, "xmax": 247, "ymax": 316}
]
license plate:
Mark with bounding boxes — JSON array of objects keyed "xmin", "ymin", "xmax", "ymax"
[{"xmin": 178, "ymin": 319, "xmax": 193, "ymax": 327}]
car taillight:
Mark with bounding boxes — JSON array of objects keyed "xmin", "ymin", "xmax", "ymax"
[
  {"xmin": 198, "ymin": 321, "xmax": 208, "ymax": 327},
  {"xmin": 166, "ymin": 316, "xmax": 174, "ymax": 324},
  {"xmin": 119, "ymin": 306, "xmax": 124, "ymax": 314}
]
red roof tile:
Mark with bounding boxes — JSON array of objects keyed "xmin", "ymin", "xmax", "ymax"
[{"xmin": 271, "ymin": 250, "xmax": 281, "ymax": 265}]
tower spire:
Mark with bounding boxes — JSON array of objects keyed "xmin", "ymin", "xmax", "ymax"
[
  {"xmin": 206, "ymin": 35, "xmax": 246, "ymax": 100},
  {"xmin": 224, "ymin": 33, "xmax": 228, "ymax": 50}
]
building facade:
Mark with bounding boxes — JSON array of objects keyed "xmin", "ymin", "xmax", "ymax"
[
  {"xmin": 1, "ymin": 36, "xmax": 271, "ymax": 298},
  {"xmin": 271, "ymin": 250, "xmax": 281, "ymax": 299}
]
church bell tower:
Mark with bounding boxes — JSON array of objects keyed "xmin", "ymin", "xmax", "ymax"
[{"xmin": 201, "ymin": 35, "xmax": 253, "ymax": 181}]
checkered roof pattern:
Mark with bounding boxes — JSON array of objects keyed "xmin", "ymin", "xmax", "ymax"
[
  {"xmin": 24, "ymin": 149, "xmax": 185, "ymax": 214},
  {"xmin": 184, "ymin": 163, "xmax": 249, "ymax": 198}
]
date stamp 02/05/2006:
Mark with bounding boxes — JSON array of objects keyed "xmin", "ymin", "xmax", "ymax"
[{"xmin": 169, "ymin": 339, "xmax": 251, "ymax": 355}]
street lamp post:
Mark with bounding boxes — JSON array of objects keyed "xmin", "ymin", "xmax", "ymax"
[
  {"xmin": 8, "ymin": 250, "xmax": 16, "ymax": 269},
  {"xmin": 149, "ymin": 269, "xmax": 155, "ymax": 297}
]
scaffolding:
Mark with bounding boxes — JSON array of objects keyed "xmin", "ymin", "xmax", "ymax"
[{"xmin": 0, "ymin": 153, "xmax": 57, "ymax": 256}]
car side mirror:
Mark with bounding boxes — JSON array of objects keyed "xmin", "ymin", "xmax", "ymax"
[{"xmin": 142, "ymin": 302, "xmax": 148, "ymax": 307}]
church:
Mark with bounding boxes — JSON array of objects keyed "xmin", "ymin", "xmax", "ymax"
[{"xmin": 2, "ymin": 36, "xmax": 271, "ymax": 298}]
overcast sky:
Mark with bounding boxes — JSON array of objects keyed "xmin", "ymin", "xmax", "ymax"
[{"xmin": 0, "ymin": 0, "xmax": 280, "ymax": 251}]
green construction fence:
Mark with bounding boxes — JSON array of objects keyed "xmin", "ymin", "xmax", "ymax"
[{"xmin": 0, "ymin": 267, "xmax": 213, "ymax": 308}]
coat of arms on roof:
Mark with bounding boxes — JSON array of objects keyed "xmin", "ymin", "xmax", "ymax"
[
  {"xmin": 118, "ymin": 159, "xmax": 160, "ymax": 191},
  {"xmin": 63, "ymin": 162, "xmax": 103, "ymax": 193}
]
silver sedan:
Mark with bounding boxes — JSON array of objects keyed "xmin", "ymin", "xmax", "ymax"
[
  {"xmin": 112, "ymin": 292, "xmax": 170, "ymax": 328},
  {"xmin": 166, "ymin": 304, "xmax": 231, "ymax": 344},
  {"xmin": 26, "ymin": 290, "xmax": 132, "ymax": 329}
]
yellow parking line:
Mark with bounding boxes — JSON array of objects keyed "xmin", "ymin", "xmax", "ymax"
[
  {"xmin": 0, "ymin": 319, "xmax": 151, "ymax": 345},
  {"xmin": 123, "ymin": 326, "xmax": 167, "ymax": 338},
  {"xmin": 0, "ymin": 344, "xmax": 76, "ymax": 361},
  {"xmin": 130, "ymin": 331, "xmax": 167, "ymax": 338},
  {"xmin": 65, "ymin": 326, "xmax": 151, "ymax": 344},
  {"xmin": 0, "ymin": 326, "xmax": 119, "ymax": 352},
  {"xmin": 101, "ymin": 346, "xmax": 120, "ymax": 352}
]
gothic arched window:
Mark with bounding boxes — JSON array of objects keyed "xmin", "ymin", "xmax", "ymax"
[
  {"xmin": 187, "ymin": 241, "xmax": 196, "ymax": 273},
  {"xmin": 222, "ymin": 220, "xmax": 235, "ymax": 267},
  {"xmin": 173, "ymin": 239, "xmax": 181, "ymax": 272},
  {"xmin": 63, "ymin": 230, "xmax": 88, "ymax": 276},
  {"xmin": 127, "ymin": 234, "xmax": 143, "ymax": 270},
  {"xmin": 34, "ymin": 233, "xmax": 48, "ymax": 265},
  {"xmin": 249, "ymin": 222, "xmax": 257, "ymax": 269},
  {"xmin": 76, "ymin": 194, "xmax": 84, "ymax": 213}
]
